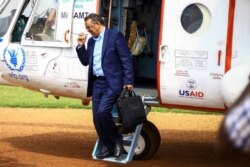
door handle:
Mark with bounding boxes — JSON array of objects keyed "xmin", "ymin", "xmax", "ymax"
[
  {"xmin": 218, "ymin": 50, "xmax": 222, "ymax": 66},
  {"xmin": 160, "ymin": 45, "xmax": 170, "ymax": 63},
  {"xmin": 64, "ymin": 29, "xmax": 70, "ymax": 43}
]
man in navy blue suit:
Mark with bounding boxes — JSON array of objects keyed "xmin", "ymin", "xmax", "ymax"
[{"xmin": 76, "ymin": 13, "xmax": 134, "ymax": 158}]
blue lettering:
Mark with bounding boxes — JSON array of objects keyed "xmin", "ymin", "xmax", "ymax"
[
  {"xmin": 73, "ymin": 12, "xmax": 89, "ymax": 19},
  {"xmin": 8, "ymin": 72, "xmax": 29, "ymax": 82},
  {"xmin": 179, "ymin": 90, "xmax": 184, "ymax": 96},
  {"xmin": 74, "ymin": 4, "xmax": 83, "ymax": 9},
  {"xmin": 61, "ymin": 12, "xmax": 68, "ymax": 19},
  {"xmin": 179, "ymin": 90, "xmax": 189, "ymax": 96}
]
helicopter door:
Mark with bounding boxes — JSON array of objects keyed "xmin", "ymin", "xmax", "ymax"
[
  {"xmin": 21, "ymin": 0, "xmax": 74, "ymax": 47},
  {"xmin": 159, "ymin": 1, "xmax": 232, "ymax": 110},
  {"xmin": 231, "ymin": 0, "xmax": 250, "ymax": 67}
]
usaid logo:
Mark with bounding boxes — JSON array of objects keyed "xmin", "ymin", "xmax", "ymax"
[
  {"xmin": 179, "ymin": 79, "xmax": 204, "ymax": 98},
  {"xmin": 186, "ymin": 79, "xmax": 197, "ymax": 90},
  {"xmin": 3, "ymin": 46, "xmax": 25, "ymax": 72}
]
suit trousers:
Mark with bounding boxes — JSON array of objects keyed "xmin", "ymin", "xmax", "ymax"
[{"xmin": 92, "ymin": 77, "xmax": 122, "ymax": 151}]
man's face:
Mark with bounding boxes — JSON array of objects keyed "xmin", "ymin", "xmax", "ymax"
[{"xmin": 85, "ymin": 19, "xmax": 101, "ymax": 37}]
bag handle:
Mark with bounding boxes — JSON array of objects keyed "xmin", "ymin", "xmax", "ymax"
[
  {"xmin": 118, "ymin": 88, "xmax": 136, "ymax": 101},
  {"xmin": 118, "ymin": 89, "xmax": 127, "ymax": 100},
  {"xmin": 117, "ymin": 89, "xmax": 127, "ymax": 107}
]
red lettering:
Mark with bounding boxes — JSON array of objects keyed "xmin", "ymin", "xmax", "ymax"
[
  {"xmin": 190, "ymin": 91, "xmax": 195, "ymax": 97},
  {"xmin": 189, "ymin": 91, "xmax": 204, "ymax": 97},
  {"xmin": 198, "ymin": 92, "xmax": 204, "ymax": 97}
]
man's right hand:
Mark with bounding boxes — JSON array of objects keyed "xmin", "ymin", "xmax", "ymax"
[{"xmin": 77, "ymin": 33, "xmax": 87, "ymax": 46}]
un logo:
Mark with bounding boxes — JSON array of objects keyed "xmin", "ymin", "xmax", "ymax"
[{"xmin": 3, "ymin": 45, "xmax": 25, "ymax": 72}]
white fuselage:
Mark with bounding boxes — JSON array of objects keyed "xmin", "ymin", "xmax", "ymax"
[{"xmin": 0, "ymin": 0, "xmax": 249, "ymax": 111}]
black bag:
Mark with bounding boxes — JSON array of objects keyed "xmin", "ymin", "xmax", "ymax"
[{"xmin": 117, "ymin": 89, "xmax": 147, "ymax": 128}]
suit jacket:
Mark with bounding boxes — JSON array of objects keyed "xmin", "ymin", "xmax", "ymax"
[{"xmin": 76, "ymin": 28, "xmax": 134, "ymax": 97}]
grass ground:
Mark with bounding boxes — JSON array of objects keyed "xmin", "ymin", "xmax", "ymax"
[
  {"xmin": 0, "ymin": 85, "xmax": 221, "ymax": 115},
  {"xmin": 0, "ymin": 85, "xmax": 88, "ymax": 109}
]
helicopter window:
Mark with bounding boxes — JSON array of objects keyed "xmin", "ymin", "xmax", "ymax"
[
  {"xmin": 181, "ymin": 4, "xmax": 211, "ymax": 34},
  {"xmin": 0, "ymin": 0, "xmax": 18, "ymax": 37},
  {"xmin": 27, "ymin": 0, "xmax": 59, "ymax": 41}
]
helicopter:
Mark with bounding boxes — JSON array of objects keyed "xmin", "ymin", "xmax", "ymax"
[{"xmin": 0, "ymin": 0, "xmax": 250, "ymax": 163}]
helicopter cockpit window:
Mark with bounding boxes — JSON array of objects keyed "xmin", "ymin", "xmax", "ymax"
[
  {"xmin": 181, "ymin": 4, "xmax": 211, "ymax": 34},
  {"xmin": 27, "ymin": 0, "xmax": 59, "ymax": 41},
  {"xmin": 0, "ymin": 0, "xmax": 17, "ymax": 37}
]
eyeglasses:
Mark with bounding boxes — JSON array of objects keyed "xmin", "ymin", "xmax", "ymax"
[{"xmin": 85, "ymin": 23, "xmax": 97, "ymax": 30}]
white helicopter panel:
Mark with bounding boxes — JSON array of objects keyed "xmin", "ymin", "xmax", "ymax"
[{"xmin": 159, "ymin": 0, "xmax": 230, "ymax": 110}]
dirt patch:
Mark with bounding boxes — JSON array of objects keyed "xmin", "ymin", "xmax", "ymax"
[{"xmin": 0, "ymin": 108, "xmax": 249, "ymax": 167}]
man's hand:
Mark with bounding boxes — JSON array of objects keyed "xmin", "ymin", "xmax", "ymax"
[
  {"xmin": 124, "ymin": 85, "xmax": 133, "ymax": 91},
  {"xmin": 77, "ymin": 33, "xmax": 87, "ymax": 47}
]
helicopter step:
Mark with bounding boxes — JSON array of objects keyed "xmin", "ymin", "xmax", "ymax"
[
  {"xmin": 92, "ymin": 123, "xmax": 143, "ymax": 164},
  {"xmin": 92, "ymin": 102, "xmax": 150, "ymax": 164}
]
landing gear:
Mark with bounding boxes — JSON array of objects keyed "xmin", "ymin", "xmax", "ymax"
[{"xmin": 123, "ymin": 120, "xmax": 161, "ymax": 160}]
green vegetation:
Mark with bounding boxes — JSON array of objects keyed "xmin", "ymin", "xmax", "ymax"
[
  {"xmin": 0, "ymin": 85, "xmax": 221, "ymax": 115},
  {"xmin": 0, "ymin": 85, "xmax": 89, "ymax": 109}
]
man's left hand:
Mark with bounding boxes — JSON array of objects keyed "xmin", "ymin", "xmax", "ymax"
[{"xmin": 124, "ymin": 85, "xmax": 133, "ymax": 91}]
